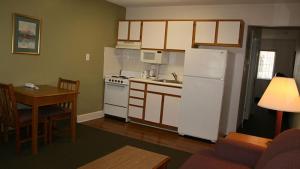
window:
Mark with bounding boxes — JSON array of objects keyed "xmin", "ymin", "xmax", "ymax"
[{"xmin": 257, "ymin": 51, "xmax": 276, "ymax": 80}]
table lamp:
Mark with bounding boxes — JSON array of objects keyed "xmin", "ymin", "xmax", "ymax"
[{"xmin": 258, "ymin": 77, "xmax": 300, "ymax": 136}]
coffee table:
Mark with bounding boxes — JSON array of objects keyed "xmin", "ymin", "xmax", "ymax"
[{"xmin": 78, "ymin": 145, "xmax": 170, "ymax": 169}]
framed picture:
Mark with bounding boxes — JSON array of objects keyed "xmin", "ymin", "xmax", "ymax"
[{"xmin": 12, "ymin": 13, "xmax": 41, "ymax": 55}]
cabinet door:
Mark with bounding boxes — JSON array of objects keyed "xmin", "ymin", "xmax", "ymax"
[
  {"xmin": 194, "ymin": 21, "xmax": 217, "ymax": 44},
  {"xmin": 217, "ymin": 21, "xmax": 243, "ymax": 46},
  {"xmin": 145, "ymin": 93, "xmax": 162, "ymax": 123},
  {"xmin": 166, "ymin": 21, "xmax": 193, "ymax": 50},
  {"xmin": 162, "ymin": 96, "xmax": 181, "ymax": 127},
  {"xmin": 141, "ymin": 21, "xmax": 166, "ymax": 50},
  {"xmin": 129, "ymin": 21, "xmax": 142, "ymax": 41},
  {"xmin": 117, "ymin": 21, "xmax": 129, "ymax": 40}
]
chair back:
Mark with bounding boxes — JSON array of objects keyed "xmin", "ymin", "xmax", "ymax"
[
  {"xmin": 0, "ymin": 83, "xmax": 18, "ymax": 127},
  {"xmin": 57, "ymin": 78, "xmax": 80, "ymax": 109}
]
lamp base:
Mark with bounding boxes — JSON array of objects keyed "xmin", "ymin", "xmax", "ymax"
[{"xmin": 275, "ymin": 111, "xmax": 283, "ymax": 136}]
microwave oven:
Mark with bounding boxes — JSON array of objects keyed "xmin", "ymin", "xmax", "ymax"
[{"xmin": 140, "ymin": 50, "xmax": 169, "ymax": 64}]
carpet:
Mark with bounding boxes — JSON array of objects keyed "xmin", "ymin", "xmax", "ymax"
[{"xmin": 0, "ymin": 124, "xmax": 191, "ymax": 169}]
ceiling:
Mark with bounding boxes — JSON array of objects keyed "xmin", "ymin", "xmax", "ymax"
[{"xmin": 106, "ymin": 0, "xmax": 299, "ymax": 7}]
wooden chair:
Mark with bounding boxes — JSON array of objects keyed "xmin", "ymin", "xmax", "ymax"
[
  {"xmin": 42, "ymin": 78, "xmax": 80, "ymax": 143},
  {"xmin": 0, "ymin": 83, "xmax": 48, "ymax": 153}
]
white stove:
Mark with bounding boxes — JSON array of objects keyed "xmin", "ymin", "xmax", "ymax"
[{"xmin": 103, "ymin": 71, "xmax": 139, "ymax": 122}]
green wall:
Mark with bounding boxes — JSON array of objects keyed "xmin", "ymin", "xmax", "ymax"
[{"xmin": 0, "ymin": 0, "xmax": 126, "ymax": 115}]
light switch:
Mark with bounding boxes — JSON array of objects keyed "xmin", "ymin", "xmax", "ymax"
[{"xmin": 85, "ymin": 53, "xmax": 90, "ymax": 61}]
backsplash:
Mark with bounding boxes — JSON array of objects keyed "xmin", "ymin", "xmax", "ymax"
[{"xmin": 104, "ymin": 47, "xmax": 184, "ymax": 80}]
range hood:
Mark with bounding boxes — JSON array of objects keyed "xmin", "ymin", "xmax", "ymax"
[{"xmin": 116, "ymin": 41, "xmax": 141, "ymax": 49}]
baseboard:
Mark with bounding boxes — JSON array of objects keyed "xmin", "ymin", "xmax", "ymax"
[{"xmin": 77, "ymin": 110, "xmax": 104, "ymax": 123}]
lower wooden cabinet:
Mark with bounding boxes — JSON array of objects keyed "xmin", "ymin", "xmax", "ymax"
[{"xmin": 128, "ymin": 80, "xmax": 182, "ymax": 131}]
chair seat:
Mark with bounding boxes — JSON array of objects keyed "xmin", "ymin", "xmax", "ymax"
[
  {"xmin": 180, "ymin": 149, "xmax": 251, "ymax": 169},
  {"xmin": 18, "ymin": 109, "xmax": 47, "ymax": 123}
]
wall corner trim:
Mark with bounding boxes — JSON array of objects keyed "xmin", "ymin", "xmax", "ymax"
[{"xmin": 77, "ymin": 110, "xmax": 104, "ymax": 123}]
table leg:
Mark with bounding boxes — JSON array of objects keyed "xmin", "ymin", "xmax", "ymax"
[
  {"xmin": 32, "ymin": 104, "xmax": 38, "ymax": 154},
  {"xmin": 71, "ymin": 95, "xmax": 77, "ymax": 142}
]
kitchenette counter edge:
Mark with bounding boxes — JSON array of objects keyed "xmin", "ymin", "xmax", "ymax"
[{"xmin": 129, "ymin": 78, "xmax": 182, "ymax": 88}]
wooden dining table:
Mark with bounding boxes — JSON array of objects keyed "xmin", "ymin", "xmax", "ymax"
[{"xmin": 14, "ymin": 85, "xmax": 78, "ymax": 154}]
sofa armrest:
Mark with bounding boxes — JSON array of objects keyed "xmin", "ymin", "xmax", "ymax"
[{"xmin": 215, "ymin": 139, "xmax": 266, "ymax": 168}]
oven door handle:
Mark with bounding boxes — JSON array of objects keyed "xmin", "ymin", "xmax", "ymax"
[{"xmin": 105, "ymin": 83, "xmax": 128, "ymax": 87}]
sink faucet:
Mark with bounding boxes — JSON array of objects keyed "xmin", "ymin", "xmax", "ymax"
[{"xmin": 171, "ymin": 72, "xmax": 178, "ymax": 82}]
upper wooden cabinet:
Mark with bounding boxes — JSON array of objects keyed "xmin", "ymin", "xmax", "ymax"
[
  {"xmin": 193, "ymin": 20, "xmax": 244, "ymax": 47},
  {"xmin": 194, "ymin": 21, "xmax": 217, "ymax": 45},
  {"xmin": 117, "ymin": 21, "xmax": 142, "ymax": 41},
  {"xmin": 117, "ymin": 19, "xmax": 244, "ymax": 49},
  {"xmin": 141, "ymin": 21, "xmax": 166, "ymax": 50},
  {"xmin": 166, "ymin": 21, "xmax": 194, "ymax": 51},
  {"xmin": 217, "ymin": 20, "xmax": 244, "ymax": 46}
]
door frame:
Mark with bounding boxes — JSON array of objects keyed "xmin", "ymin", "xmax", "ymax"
[{"xmin": 237, "ymin": 26, "xmax": 300, "ymax": 129}]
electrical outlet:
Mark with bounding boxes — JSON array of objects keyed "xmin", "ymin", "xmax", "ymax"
[{"xmin": 85, "ymin": 53, "xmax": 90, "ymax": 61}]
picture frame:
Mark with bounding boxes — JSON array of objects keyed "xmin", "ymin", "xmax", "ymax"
[{"xmin": 12, "ymin": 13, "xmax": 41, "ymax": 55}]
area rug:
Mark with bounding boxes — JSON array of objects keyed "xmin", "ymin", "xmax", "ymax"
[{"xmin": 0, "ymin": 124, "xmax": 191, "ymax": 169}]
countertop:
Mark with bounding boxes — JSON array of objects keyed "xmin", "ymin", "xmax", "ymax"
[{"xmin": 130, "ymin": 78, "xmax": 182, "ymax": 88}]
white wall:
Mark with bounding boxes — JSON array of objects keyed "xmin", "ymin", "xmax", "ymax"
[
  {"xmin": 126, "ymin": 2, "xmax": 300, "ymax": 133},
  {"xmin": 104, "ymin": 47, "xmax": 185, "ymax": 80},
  {"xmin": 127, "ymin": 3, "xmax": 300, "ymax": 26}
]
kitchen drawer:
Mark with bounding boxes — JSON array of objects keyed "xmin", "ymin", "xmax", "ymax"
[
  {"xmin": 130, "ymin": 82, "xmax": 146, "ymax": 90},
  {"xmin": 129, "ymin": 98, "xmax": 144, "ymax": 106},
  {"xmin": 128, "ymin": 106, "xmax": 143, "ymax": 119},
  {"xmin": 147, "ymin": 84, "xmax": 181, "ymax": 96},
  {"xmin": 130, "ymin": 90, "xmax": 145, "ymax": 98}
]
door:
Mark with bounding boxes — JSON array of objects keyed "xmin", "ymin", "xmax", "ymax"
[
  {"xmin": 217, "ymin": 21, "xmax": 243, "ymax": 46},
  {"xmin": 104, "ymin": 84, "xmax": 128, "ymax": 107},
  {"xmin": 179, "ymin": 76, "xmax": 224, "ymax": 141},
  {"xmin": 238, "ymin": 27, "xmax": 262, "ymax": 124},
  {"xmin": 162, "ymin": 96, "xmax": 181, "ymax": 127},
  {"xmin": 194, "ymin": 21, "xmax": 217, "ymax": 45},
  {"xmin": 166, "ymin": 21, "xmax": 193, "ymax": 50},
  {"xmin": 184, "ymin": 49, "xmax": 227, "ymax": 78},
  {"xmin": 117, "ymin": 21, "xmax": 129, "ymax": 41},
  {"xmin": 144, "ymin": 93, "xmax": 162, "ymax": 123},
  {"xmin": 129, "ymin": 21, "xmax": 142, "ymax": 41},
  {"xmin": 141, "ymin": 21, "xmax": 166, "ymax": 50}
]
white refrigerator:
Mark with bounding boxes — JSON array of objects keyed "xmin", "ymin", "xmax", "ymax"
[{"xmin": 179, "ymin": 48, "xmax": 228, "ymax": 142}]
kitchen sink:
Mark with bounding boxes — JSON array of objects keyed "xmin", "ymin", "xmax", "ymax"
[{"xmin": 153, "ymin": 79, "xmax": 183, "ymax": 84}]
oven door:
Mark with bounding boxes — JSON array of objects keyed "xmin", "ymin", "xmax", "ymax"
[{"xmin": 104, "ymin": 83, "xmax": 129, "ymax": 108}]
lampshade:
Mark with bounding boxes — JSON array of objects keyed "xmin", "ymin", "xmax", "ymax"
[{"xmin": 258, "ymin": 77, "xmax": 300, "ymax": 113}]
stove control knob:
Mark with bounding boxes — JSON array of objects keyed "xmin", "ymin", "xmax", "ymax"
[
  {"xmin": 117, "ymin": 80, "xmax": 120, "ymax": 83},
  {"xmin": 121, "ymin": 81, "xmax": 123, "ymax": 83},
  {"xmin": 109, "ymin": 79, "xmax": 111, "ymax": 82}
]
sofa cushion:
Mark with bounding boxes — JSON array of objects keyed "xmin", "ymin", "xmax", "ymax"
[
  {"xmin": 262, "ymin": 149, "xmax": 300, "ymax": 169},
  {"xmin": 180, "ymin": 149, "xmax": 251, "ymax": 169},
  {"xmin": 215, "ymin": 139, "xmax": 265, "ymax": 168},
  {"xmin": 255, "ymin": 129, "xmax": 300, "ymax": 169}
]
